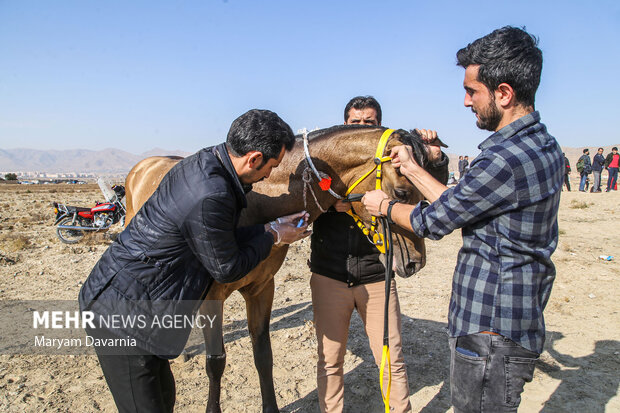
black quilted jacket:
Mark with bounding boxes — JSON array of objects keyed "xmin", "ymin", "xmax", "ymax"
[{"xmin": 78, "ymin": 143, "xmax": 274, "ymax": 357}]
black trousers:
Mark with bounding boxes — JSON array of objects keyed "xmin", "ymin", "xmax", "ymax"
[
  {"xmin": 95, "ymin": 350, "xmax": 176, "ymax": 413},
  {"xmin": 563, "ymin": 174, "xmax": 571, "ymax": 191},
  {"xmin": 86, "ymin": 327, "xmax": 176, "ymax": 413}
]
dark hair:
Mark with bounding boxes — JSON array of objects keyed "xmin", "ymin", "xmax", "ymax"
[
  {"xmin": 344, "ymin": 96, "xmax": 382, "ymax": 124},
  {"xmin": 226, "ymin": 109, "xmax": 295, "ymax": 161},
  {"xmin": 456, "ymin": 26, "xmax": 542, "ymax": 108},
  {"xmin": 583, "ymin": 148, "xmax": 589, "ymax": 154},
  {"xmin": 613, "ymin": 147, "xmax": 618, "ymax": 151}
]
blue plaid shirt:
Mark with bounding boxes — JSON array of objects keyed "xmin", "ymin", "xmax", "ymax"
[{"xmin": 410, "ymin": 111, "xmax": 563, "ymax": 353}]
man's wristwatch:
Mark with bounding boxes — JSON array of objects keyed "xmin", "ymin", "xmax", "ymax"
[{"xmin": 387, "ymin": 200, "xmax": 401, "ymax": 225}]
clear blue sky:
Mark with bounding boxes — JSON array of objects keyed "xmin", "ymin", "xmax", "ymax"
[{"xmin": 1, "ymin": 0, "xmax": 619, "ymax": 156}]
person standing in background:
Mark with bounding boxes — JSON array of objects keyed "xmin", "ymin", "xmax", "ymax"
[
  {"xmin": 309, "ymin": 96, "xmax": 412, "ymax": 413},
  {"xmin": 563, "ymin": 153, "xmax": 571, "ymax": 191},
  {"xmin": 578, "ymin": 149, "xmax": 591, "ymax": 192},
  {"xmin": 458, "ymin": 155, "xmax": 465, "ymax": 180},
  {"xmin": 605, "ymin": 146, "xmax": 619, "ymax": 192},
  {"xmin": 591, "ymin": 147, "xmax": 605, "ymax": 192}
]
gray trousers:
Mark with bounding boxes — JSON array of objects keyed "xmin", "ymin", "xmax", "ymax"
[
  {"xmin": 593, "ymin": 170, "xmax": 602, "ymax": 191},
  {"xmin": 449, "ymin": 333, "xmax": 538, "ymax": 413}
]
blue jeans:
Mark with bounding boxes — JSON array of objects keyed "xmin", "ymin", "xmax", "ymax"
[
  {"xmin": 607, "ymin": 168, "xmax": 618, "ymax": 190},
  {"xmin": 579, "ymin": 173, "xmax": 588, "ymax": 191},
  {"xmin": 449, "ymin": 333, "xmax": 538, "ymax": 413}
]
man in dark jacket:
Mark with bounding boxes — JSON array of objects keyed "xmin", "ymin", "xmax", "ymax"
[
  {"xmin": 578, "ymin": 148, "xmax": 592, "ymax": 192},
  {"xmin": 592, "ymin": 147, "xmax": 606, "ymax": 192},
  {"xmin": 563, "ymin": 153, "xmax": 571, "ymax": 191},
  {"xmin": 79, "ymin": 109, "xmax": 311, "ymax": 413},
  {"xmin": 309, "ymin": 96, "xmax": 414, "ymax": 412}
]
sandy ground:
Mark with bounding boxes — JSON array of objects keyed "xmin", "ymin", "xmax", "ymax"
[{"xmin": 0, "ymin": 183, "xmax": 618, "ymax": 412}]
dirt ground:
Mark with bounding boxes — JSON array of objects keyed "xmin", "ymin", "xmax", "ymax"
[{"xmin": 0, "ymin": 183, "xmax": 618, "ymax": 412}]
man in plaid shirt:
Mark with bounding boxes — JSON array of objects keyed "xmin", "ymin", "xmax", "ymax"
[{"xmin": 363, "ymin": 27, "xmax": 563, "ymax": 412}]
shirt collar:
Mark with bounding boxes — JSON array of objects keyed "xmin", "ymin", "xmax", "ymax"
[
  {"xmin": 213, "ymin": 143, "xmax": 252, "ymax": 206},
  {"xmin": 478, "ymin": 111, "xmax": 541, "ymax": 151}
]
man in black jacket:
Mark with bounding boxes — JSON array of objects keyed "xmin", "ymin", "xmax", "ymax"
[
  {"xmin": 563, "ymin": 153, "xmax": 571, "ymax": 191},
  {"xmin": 309, "ymin": 96, "xmax": 413, "ymax": 412},
  {"xmin": 79, "ymin": 109, "xmax": 311, "ymax": 413},
  {"xmin": 592, "ymin": 147, "xmax": 606, "ymax": 192}
]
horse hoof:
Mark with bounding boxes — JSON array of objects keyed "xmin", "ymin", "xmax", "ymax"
[{"xmin": 205, "ymin": 406, "xmax": 221, "ymax": 413}]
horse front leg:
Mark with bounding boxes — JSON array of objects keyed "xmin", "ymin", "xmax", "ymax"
[
  {"xmin": 201, "ymin": 299, "xmax": 226, "ymax": 413},
  {"xmin": 242, "ymin": 278, "xmax": 278, "ymax": 413}
]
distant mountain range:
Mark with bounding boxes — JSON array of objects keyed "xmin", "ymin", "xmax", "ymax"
[
  {"xmin": 0, "ymin": 147, "xmax": 192, "ymax": 174},
  {"xmin": 1, "ymin": 143, "xmax": 618, "ymax": 175}
]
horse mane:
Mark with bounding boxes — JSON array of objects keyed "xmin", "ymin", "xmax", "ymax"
[{"xmin": 296, "ymin": 124, "xmax": 384, "ymax": 141}]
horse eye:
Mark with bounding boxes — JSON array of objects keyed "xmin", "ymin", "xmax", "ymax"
[{"xmin": 394, "ymin": 189, "xmax": 408, "ymax": 199}]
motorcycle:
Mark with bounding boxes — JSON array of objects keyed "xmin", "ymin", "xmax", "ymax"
[{"xmin": 53, "ymin": 179, "xmax": 126, "ymax": 244}]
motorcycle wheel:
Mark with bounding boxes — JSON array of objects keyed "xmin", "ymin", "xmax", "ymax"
[{"xmin": 56, "ymin": 217, "xmax": 86, "ymax": 244}]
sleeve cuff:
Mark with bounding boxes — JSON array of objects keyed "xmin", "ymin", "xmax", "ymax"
[{"xmin": 409, "ymin": 200, "xmax": 431, "ymax": 238}]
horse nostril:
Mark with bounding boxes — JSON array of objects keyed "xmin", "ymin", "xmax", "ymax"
[{"xmin": 405, "ymin": 261, "xmax": 422, "ymax": 275}]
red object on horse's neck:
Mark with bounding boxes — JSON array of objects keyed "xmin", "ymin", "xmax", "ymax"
[{"xmin": 318, "ymin": 177, "xmax": 332, "ymax": 191}]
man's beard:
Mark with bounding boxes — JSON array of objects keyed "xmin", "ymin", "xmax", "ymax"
[{"xmin": 474, "ymin": 96, "xmax": 502, "ymax": 131}]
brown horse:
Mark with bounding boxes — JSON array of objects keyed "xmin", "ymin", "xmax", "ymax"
[{"xmin": 124, "ymin": 125, "xmax": 445, "ymax": 413}]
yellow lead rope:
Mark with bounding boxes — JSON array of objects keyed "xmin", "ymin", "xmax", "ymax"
[{"xmin": 380, "ymin": 344, "xmax": 392, "ymax": 413}]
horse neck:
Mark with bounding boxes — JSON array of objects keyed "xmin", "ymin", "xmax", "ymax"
[
  {"xmin": 241, "ymin": 128, "xmax": 383, "ymax": 225},
  {"xmin": 306, "ymin": 129, "xmax": 384, "ymax": 194}
]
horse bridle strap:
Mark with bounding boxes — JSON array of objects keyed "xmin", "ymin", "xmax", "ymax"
[
  {"xmin": 302, "ymin": 128, "xmax": 395, "ymax": 253},
  {"xmin": 302, "ymin": 129, "xmax": 344, "ymax": 200}
]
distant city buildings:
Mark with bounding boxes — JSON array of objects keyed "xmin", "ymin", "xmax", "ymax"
[
  {"xmin": 1, "ymin": 170, "xmax": 126, "ymax": 185},
  {"xmin": 1, "ymin": 171, "xmax": 124, "ymax": 179}
]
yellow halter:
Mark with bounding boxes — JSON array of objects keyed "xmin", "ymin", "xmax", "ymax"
[{"xmin": 344, "ymin": 128, "xmax": 394, "ymax": 254}]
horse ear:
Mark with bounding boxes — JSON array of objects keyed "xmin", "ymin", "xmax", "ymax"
[
  {"xmin": 385, "ymin": 133, "xmax": 404, "ymax": 154},
  {"xmin": 386, "ymin": 139, "xmax": 403, "ymax": 153}
]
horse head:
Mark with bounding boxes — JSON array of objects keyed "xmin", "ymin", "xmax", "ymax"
[{"xmin": 300, "ymin": 126, "xmax": 448, "ymax": 278}]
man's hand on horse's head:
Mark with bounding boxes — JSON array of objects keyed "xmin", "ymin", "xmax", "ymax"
[
  {"xmin": 390, "ymin": 145, "xmax": 420, "ymax": 178},
  {"xmin": 361, "ymin": 190, "xmax": 390, "ymax": 217}
]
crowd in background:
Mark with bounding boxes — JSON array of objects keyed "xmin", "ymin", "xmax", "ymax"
[
  {"xmin": 563, "ymin": 147, "xmax": 619, "ymax": 192},
  {"xmin": 456, "ymin": 155, "xmax": 469, "ymax": 180}
]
